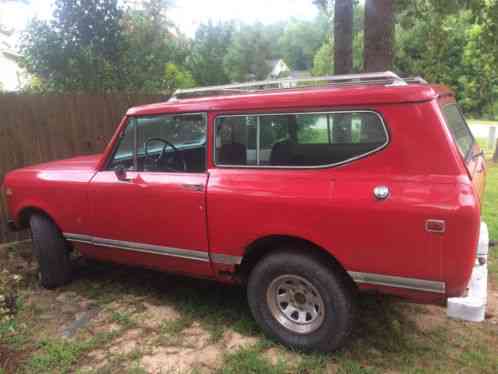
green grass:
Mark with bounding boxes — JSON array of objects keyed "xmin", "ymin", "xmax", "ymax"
[
  {"xmin": 476, "ymin": 137, "xmax": 496, "ymax": 159},
  {"xmin": 483, "ymin": 162, "xmax": 498, "ymax": 239},
  {"xmin": 468, "ymin": 119, "xmax": 498, "ymax": 126},
  {"xmin": 158, "ymin": 316, "xmax": 192, "ymax": 336},
  {"xmin": 110, "ymin": 311, "xmax": 136, "ymax": 328},
  {"xmin": 482, "ymin": 162, "xmax": 498, "ymax": 280},
  {"xmin": 219, "ymin": 346, "xmax": 288, "ymax": 374},
  {"xmin": 26, "ymin": 332, "xmax": 116, "ymax": 374}
]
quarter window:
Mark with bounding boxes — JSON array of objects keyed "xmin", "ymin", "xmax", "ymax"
[
  {"xmin": 441, "ymin": 104, "xmax": 474, "ymax": 159},
  {"xmin": 215, "ymin": 111, "xmax": 387, "ymax": 167}
]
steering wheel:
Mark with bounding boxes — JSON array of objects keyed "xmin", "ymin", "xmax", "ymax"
[{"xmin": 144, "ymin": 138, "xmax": 187, "ymax": 172}]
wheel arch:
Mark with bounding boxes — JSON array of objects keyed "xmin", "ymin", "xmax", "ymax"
[
  {"xmin": 237, "ymin": 235, "xmax": 355, "ymax": 288},
  {"xmin": 17, "ymin": 206, "xmax": 61, "ymax": 232}
]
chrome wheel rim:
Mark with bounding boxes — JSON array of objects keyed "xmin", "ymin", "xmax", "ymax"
[{"xmin": 266, "ymin": 274, "xmax": 325, "ymax": 334}]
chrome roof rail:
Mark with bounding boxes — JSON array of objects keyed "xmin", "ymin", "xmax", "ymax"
[
  {"xmin": 171, "ymin": 71, "xmax": 421, "ymax": 100},
  {"xmin": 404, "ymin": 76, "xmax": 428, "ymax": 84}
]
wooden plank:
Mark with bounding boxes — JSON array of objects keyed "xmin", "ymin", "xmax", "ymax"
[{"xmin": 0, "ymin": 94, "xmax": 162, "ymax": 243}]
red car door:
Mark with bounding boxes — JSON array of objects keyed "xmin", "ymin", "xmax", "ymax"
[{"xmin": 85, "ymin": 113, "xmax": 212, "ymax": 277}]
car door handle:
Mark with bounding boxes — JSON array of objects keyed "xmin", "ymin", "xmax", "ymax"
[{"xmin": 182, "ymin": 184, "xmax": 204, "ymax": 192}]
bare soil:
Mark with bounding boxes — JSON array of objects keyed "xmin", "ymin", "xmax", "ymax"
[{"xmin": 1, "ymin": 241, "xmax": 497, "ymax": 373}]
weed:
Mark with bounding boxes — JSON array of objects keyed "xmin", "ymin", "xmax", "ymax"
[
  {"xmin": 110, "ymin": 311, "xmax": 135, "ymax": 328},
  {"xmin": 219, "ymin": 346, "xmax": 288, "ymax": 374}
]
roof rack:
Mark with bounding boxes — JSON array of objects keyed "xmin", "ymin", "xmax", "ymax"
[
  {"xmin": 171, "ymin": 71, "xmax": 425, "ymax": 100},
  {"xmin": 403, "ymin": 76, "xmax": 428, "ymax": 84}
]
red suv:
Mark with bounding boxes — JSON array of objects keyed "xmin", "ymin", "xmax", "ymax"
[{"xmin": 3, "ymin": 72, "xmax": 489, "ymax": 352}]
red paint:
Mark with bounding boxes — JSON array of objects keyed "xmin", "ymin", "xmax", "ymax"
[{"xmin": 2, "ymin": 83, "xmax": 484, "ymax": 304}]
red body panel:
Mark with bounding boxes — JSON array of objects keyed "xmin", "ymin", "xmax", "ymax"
[
  {"xmin": 87, "ymin": 171, "xmax": 212, "ymax": 277},
  {"xmin": 4, "ymin": 154, "xmax": 101, "ymax": 234},
  {"xmin": 2, "ymin": 83, "xmax": 483, "ymax": 304}
]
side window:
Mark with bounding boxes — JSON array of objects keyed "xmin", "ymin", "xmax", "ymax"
[
  {"xmin": 108, "ymin": 114, "xmax": 207, "ymax": 173},
  {"xmin": 441, "ymin": 104, "xmax": 474, "ymax": 159},
  {"xmin": 215, "ymin": 116, "xmax": 257, "ymax": 165},
  {"xmin": 215, "ymin": 111, "xmax": 388, "ymax": 167},
  {"xmin": 108, "ymin": 118, "xmax": 136, "ymax": 170},
  {"xmin": 296, "ymin": 114, "xmax": 329, "ymax": 144},
  {"xmin": 259, "ymin": 115, "xmax": 292, "ymax": 164}
]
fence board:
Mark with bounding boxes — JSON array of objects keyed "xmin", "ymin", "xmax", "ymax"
[{"xmin": 0, "ymin": 93, "xmax": 164, "ymax": 243}]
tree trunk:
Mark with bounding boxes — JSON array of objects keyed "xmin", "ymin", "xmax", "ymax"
[
  {"xmin": 363, "ymin": 0, "xmax": 394, "ymax": 72},
  {"xmin": 334, "ymin": 0, "xmax": 353, "ymax": 75}
]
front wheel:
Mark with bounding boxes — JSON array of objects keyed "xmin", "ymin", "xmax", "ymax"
[
  {"xmin": 30, "ymin": 214, "xmax": 72, "ymax": 289},
  {"xmin": 247, "ymin": 249, "xmax": 355, "ymax": 352}
]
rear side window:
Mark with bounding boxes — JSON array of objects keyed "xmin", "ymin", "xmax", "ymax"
[
  {"xmin": 214, "ymin": 111, "xmax": 388, "ymax": 167},
  {"xmin": 442, "ymin": 104, "xmax": 474, "ymax": 159}
]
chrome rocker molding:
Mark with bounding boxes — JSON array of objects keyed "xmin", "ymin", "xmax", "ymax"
[
  {"xmin": 348, "ymin": 271, "xmax": 446, "ymax": 294},
  {"xmin": 63, "ymin": 233, "xmax": 242, "ymax": 265},
  {"xmin": 64, "ymin": 233, "xmax": 445, "ymax": 293}
]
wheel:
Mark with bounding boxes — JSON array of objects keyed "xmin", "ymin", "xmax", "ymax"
[
  {"xmin": 30, "ymin": 214, "xmax": 72, "ymax": 289},
  {"xmin": 247, "ymin": 249, "xmax": 355, "ymax": 352}
]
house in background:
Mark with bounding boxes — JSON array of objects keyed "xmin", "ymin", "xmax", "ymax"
[
  {"xmin": 266, "ymin": 59, "xmax": 291, "ymax": 79},
  {"xmin": 0, "ymin": 47, "xmax": 23, "ymax": 91},
  {"xmin": 0, "ymin": 29, "xmax": 25, "ymax": 92},
  {"xmin": 266, "ymin": 59, "xmax": 312, "ymax": 82},
  {"xmin": 288, "ymin": 70, "xmax": 312, "ymax": 80},
  {"xmin": 235, "ymin": 59, "xmax": 312, "ymax": 85}
]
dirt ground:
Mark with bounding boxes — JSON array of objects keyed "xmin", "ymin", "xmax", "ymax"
[{"xmin": 1, "ymin": 241, "xmax": 497, "ymax": 374}]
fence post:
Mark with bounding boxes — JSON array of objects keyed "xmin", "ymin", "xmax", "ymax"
[
  {"xmin": 489, "ymin": 126, "xmax": 496, "ymax": 150},
  {"xmin": 493, "ymin": 137, "xmax": 498, "ymax": 163}
]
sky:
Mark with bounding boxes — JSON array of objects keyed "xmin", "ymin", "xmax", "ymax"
[
  {"xmin": 168, "ymin": 0, "xmax": 319, "ymax": 36},
  {"xmin": 1, "ymin": 0, "xmax": 320, "ymax": 40}
]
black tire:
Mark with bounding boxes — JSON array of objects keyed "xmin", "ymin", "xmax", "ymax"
[
  {"xmin": 247, "ymin": 249, "xmax": 355, "ymax": 352},
  {"xmin": 30, "ymin": 214, "xmax": 72, "ymax": 289}
]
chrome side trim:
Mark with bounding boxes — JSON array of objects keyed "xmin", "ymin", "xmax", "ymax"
[
  {"xmin": 64, "ymin": 233, "xmax": 209, "ymax": 262},
  {"xmin": 210, "ymin": 253, "xmax": 243, "ymax": 265},
  {"xmin": 65, "ymin": 233, "xmax": 93, "ymax": 244},
  {"xmin": 348, "ymin": 271, "xmax": 446, "ymax": 294}
]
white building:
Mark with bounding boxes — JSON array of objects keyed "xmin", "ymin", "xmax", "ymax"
[
  {"xmin": 266, "ymin": 59, "xmax": 291, "ymax": 79},
  {"xmin": 0, "ymin": 0, "xmax": 31, "ymax": 92},
  {"xmin": 0, "ymin": 47, "xmax": 23, "ymax": 91}
]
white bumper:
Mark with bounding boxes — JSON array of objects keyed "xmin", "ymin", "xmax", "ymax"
[{"xmin": 447, "ymin": 222, "xmax": 489, "ymax": 322}]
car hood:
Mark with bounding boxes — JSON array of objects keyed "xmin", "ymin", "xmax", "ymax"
[
  {"xmin": 3, "ymin": 154, "xmax": 104, "ymax": 186},
  {"xmin": 20, "ymin": 154, "xmax": 103, "ymax": 172}
]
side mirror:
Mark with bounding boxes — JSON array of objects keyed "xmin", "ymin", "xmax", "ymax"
[{"xmin": 114, "ymin": 165, "xmax": 130, "ymax": 182}]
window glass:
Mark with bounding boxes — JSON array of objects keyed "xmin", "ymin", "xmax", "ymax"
[
  {"xmin": 442, "ymin": 104, "xmax": 474, "ymax": 159},
  {"xmin": 259, "ymin": 115, "xmax": 292, "ymax": 165},
  {"xmin": 136, "ymin": 114, "xmax": 206, "ymax": 153},
  {"xmin": 108, "ymin": 114, "xmax": 207, "ymax": 173},
  {"xmin": 215, "ymin": 111, "xmax": 387, "ymax": 167},
  {"xmin": 296, "ymin": 114, "xmax": 329, "ymax": 144},
  {"xmin": 215, "ymin": 116, "xmax": 257, "ymax": 165},
  {"xmin": 108, "ymin": 118, "xmax": 136, "ymax": 170}
]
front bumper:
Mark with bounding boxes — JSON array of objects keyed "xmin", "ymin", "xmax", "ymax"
[{"xmin": 447, "ymin": 222, "xmax": 489, "ymax": 322}]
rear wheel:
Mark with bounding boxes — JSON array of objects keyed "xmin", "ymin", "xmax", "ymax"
[
  {"xmin": 247, "ymin": 249, "xmax": 355, "ymax": 352},
  {"xmin": 30, "ymin": 214, "xmax": 72, "ymax": 289}
]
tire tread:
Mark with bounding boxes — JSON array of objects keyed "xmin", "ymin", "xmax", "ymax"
[{"xmin": 30, "ymin": 214, "xmax": 71, "ymax": 289}]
